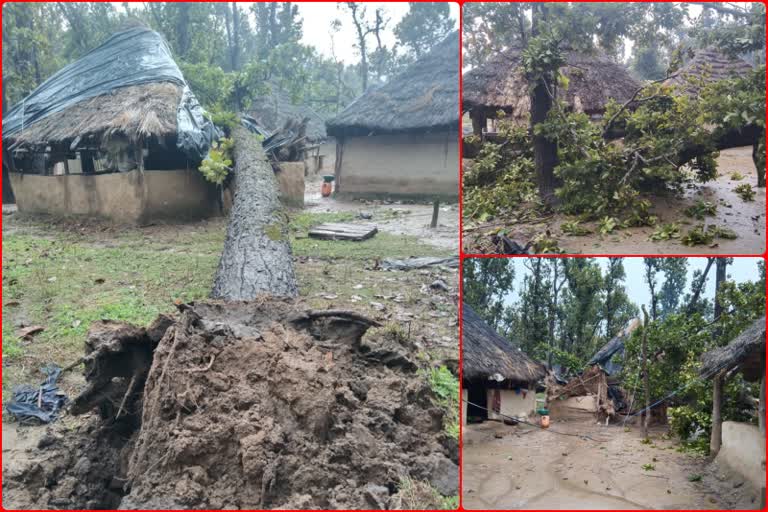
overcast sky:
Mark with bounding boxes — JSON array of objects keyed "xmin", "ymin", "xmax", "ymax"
[
  {"xmin": 293, "ymin": 3, "xmax": 459, "ymax": 63},
  {"xmin": 498, "ymin": 257, "xmax": 762, "ymax": 313}
]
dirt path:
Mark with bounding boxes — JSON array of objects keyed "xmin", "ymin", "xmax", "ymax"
[
  {"xmin": 462, "ymin": 421, "xmax": 762, "ymax": 510},
  {"xmin": 464, "ymin": 146, "xmax": 765, "ymax": 254},
  {"xmin": 305, "ymin": 175, "xmax": 459, "ymax": 252}
]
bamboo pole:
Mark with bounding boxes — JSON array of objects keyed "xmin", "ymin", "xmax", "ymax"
[{"xmin": 641, "ymin": 304, "xmax": 650, "ymax": 440}]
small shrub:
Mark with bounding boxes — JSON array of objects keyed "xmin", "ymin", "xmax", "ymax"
[
  {"xmin": 642, "ymin": 463, "xmax": 656, "ymax": 471},
  {"xmin": 683, "ymin": 200, "xmax": 717, "ymax": 220},
  {"xmin": 735, "ymin": 183, "xmax": 756, "ymax": 201},
  {"xmin": 730, "ymin": 171, "xmax": 745, "ymax": 181},
  {"xmin": 598, "ymin": 216, "xmax": 620, "ymax": 235},
  {"xmin": 649, "ymin": 223, "xmax": 681, "ymax": 241},
  {"xmin": 561, "ymin": 220, "xmax": 592, "ymax": 236},
  {"xmin": 681, "ymin": 225, "xmax": 714, "ymax": 246}
]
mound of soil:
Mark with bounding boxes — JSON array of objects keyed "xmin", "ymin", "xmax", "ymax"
[{"xmin": 5, "ymin": 299, "xmax": 458, "ymax": 510}]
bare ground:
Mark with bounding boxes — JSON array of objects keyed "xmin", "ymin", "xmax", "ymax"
[
  {"xmin": 305, "ymin": 174, "xmax": 459, "ymax": 252},
  {"xmin": 462, "ymin": 420, "xmax": 762, "ymax": 510},
  {"xmin": 463, "ymin": 146, "xmax": 765, "ymax": 254}
]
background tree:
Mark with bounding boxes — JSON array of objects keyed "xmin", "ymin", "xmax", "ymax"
[
  {"xmin": 462, "ymin": 258, "xmax": 515, "ymax": 333},
  {"xmin": 394, "ymin": 2, "xmax": 453, "ymax": 60}
]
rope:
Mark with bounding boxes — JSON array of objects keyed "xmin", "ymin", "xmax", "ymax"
[{"xmin": 462, "ymin": 399, "xmax": 610, "ymax": 442}]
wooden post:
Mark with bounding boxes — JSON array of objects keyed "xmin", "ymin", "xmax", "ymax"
[
  {"xmin": 641, "ymin": 304, "xmax": 650, "ymax": 440},
  {"xmin": 710, "ymin": 371, "xmax": 723, "ymax": 456},
  {"xmin": 334, "ymin": 137, "xmax": 344, "ymax": 194},
  {"xmin": 430, "ymin": 199, "xmax": 440, "ymax": 228}
]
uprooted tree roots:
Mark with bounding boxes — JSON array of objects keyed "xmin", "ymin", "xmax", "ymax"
[{"xmin": 4, "ymin": 299, "xmax": 458, "ymax": 509}]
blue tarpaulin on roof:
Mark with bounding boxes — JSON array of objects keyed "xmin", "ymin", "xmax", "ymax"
[{"xmin": 2, "ymin": 27, "xmax": 215, "ymax": 161}]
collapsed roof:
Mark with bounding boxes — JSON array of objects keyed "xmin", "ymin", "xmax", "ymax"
[
  {"xmin": 3, "ymin": 26, "xmax": 215, "ymax": 162},
  {"xmin": 326, "ymin": 31, "xmax": 459, "ymax": 137},
  {"xmin": 248, "ymin": 86, "xmax": 327, "ymax": 143},
  {"xmin": 462, "ymin": 303, "xmax": 547, "ymax": 384},
  {"xmin": 700, "ymin": 316, "xmax": 766, "ymax": 382}
]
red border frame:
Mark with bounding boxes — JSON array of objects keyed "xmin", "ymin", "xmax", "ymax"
[{"xmin": 1, "ymin": 2, "xmax": 767, "ymax": 512}]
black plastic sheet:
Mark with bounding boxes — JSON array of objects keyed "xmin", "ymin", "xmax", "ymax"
[
  {"xmin": 7, "ymin": 364, "xmax": 68, "ymax": 424},
  {"xmin": 3, "ymin": 27, "xmax": 215, "ymax": 161}
]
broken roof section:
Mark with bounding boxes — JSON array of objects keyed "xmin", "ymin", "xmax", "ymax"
[
  {"xmin": 462, "ymin": 303, "xmax": 546, "ymax": 383},
  {"xmin": 326, "ymin": 31, "xmax": 459, "ymax": 137},
  {"xmin": 248, "ymin": 86, "xmax": 327, "ymax": 144},
  {"xmin": 587, "ymin": 318, "xmax": 642, "ymax": 375},
  {"xmin": 700, "ymin": 316, "xmax": 766, "ymax": 382},
  {"xmin": 3, "ymin": 26, "xmax": 215, "ymax": 161},
  {"xmin": 664, "ymin": 47, "xmax": 754, "ymax": 94}
]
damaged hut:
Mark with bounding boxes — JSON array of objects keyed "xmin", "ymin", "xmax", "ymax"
[
  {"xmin": 548, "ymin": 319, "xmax": 641, "ymax": 421},
  {"xmin": 462, "ymin": 48, "xmax": 641, "ymax": 135},
  {"xmin": 700, "ymin": 316, "xmax": 765, "ymax": 491},
  {"xmin": 326, "ymin": 31, "xmax": 459, "ymax": 198},
  {"xmin": 462, "ymin": 303, "xmax": 546, "ymax": 424},
  {"xmin": 248, "ymin": 86, "xmax": 331, "ymax": 173},
  {"xmin": 2, "ymin": 27, "xmax": 217, "ymax": 224}
]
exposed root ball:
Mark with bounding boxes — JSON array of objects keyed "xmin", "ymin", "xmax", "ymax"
[{"xmin": 10, "ymin": 299, "xmax": 457, "ymax": 510}]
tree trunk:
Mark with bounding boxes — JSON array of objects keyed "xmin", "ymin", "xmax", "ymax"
[
  {"xmin": 687, "ymin": 258, "xmax": 715, "ymax": 313},
  {"xmin": 641, "ymin": 305, "xmax": 650, "ymax": 440},
  {"xmin": 714, "ymin": 258, "xmax": 727, "ymax": 326},
  {"xmin": 759, "ymin": 372, "xmax": 766, "ymax": 437},
  {"xmin": 211, "ymin": 126, "xmax": 299, "ymax": 300},
  {"xmin": 710, "ymin": 373, "xmax": 723, "ymax": 456},
  {"xmin": 530, "ymin": 4, "xmax": 559, "ymax": 208},
  {"xmin": 754, "ymin": 133, "xmax": 765, "ymax": 188}
]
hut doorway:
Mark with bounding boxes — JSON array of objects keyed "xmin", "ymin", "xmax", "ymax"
[{"xmin": 466, "ymin": 383, "xmax": 488, "ymax": 423}]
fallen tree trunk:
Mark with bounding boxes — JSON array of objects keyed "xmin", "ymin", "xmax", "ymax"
[{"xmin": 211, "ymin": 125, "xmax": 298, "ymax": 300}]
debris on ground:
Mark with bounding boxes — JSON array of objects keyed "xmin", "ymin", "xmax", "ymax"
[
  {"xmin": 380, "ymin": 256, "xmax": 459, "ymax": 271},
  {"xmin": 308, "ymin": 222, "xmax": 378, "ymax": 241},
  {"xmin": 6, "ymin": 365, "xmax": 68, "ymax": 424}
]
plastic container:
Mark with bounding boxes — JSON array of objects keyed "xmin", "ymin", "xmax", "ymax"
[{"xmin": 321, "ymin": 175, "xmax": 334, "ymax": 197}]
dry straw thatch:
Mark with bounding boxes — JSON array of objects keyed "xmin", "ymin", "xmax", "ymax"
[
  {"xmin": 462, "ymin": 303, "xmax": 546, "ymax": 383},
  {"xmin": 248, "ymin": 87, "xmax": 327, "ymax": 143},
  {"xmin": 462, "ymin": 48, "xmax": 641, "ymax": 120},
  {"xmin": 5, "ymin": 82, "xmax": 181, "ymax": 150},
  {"xmin": 700, "ymin": 316, "xmax": 765, "ymax": 382},
  {"xmin": 665, "ymin": 47, "xmax": 753, "ymax": 94},
  {"xmin": 326, "ymin": 31, "xmax": 459, "ymax": 136}
]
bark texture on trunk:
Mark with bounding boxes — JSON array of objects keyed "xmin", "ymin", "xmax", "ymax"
[
  {"xmin": 531, "ymin": 80, "xmax": 560, "ymax": 207},
  {"xmin": 211, "ymin": 126, "xmax": 299, "ymax": 300},
  {"xmin": 710, "ymin": 373, "xmax": 723, "ymax": 456}
]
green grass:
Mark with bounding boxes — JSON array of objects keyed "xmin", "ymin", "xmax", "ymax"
[
  {"xmin": 3, "ymin": 211, "xmax": 452, "ymax": 395},
  {"xmin": 428, "ymin": 365, "xmax": 459, "ymax": 439}
]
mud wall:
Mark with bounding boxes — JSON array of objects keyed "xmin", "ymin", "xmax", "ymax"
[
  {"xmin": 337, "ymin": 132, "xmax": 458, "ymax": 198},
  {"xmin": 462, "ymin": 389, "xmax": 468, "ymax": 425},
  {"xmin": 548, "ymin": 395, "xmax": 598, "ymax": 421},
  {"xmin": 487, "ymin": 387, "xmax": 536, "ymax": 421},
  {"xmin": 716, "ymin": 421, "xmax": 765, "ymax": 490},
  {"xmin": 10, "ymin": 169, "xmax": 219, "ymax": 224}
]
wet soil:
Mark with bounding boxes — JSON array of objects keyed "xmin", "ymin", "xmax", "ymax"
[
  {"xmin": 305, "ymin": 175, "xmax": 459, "ymax": 252},
  {"xmin": 4, "ymin": 300, "xmax": 458, "ymax": 510},
  {"xmin": 462, "ymin": 420, "xmax": 762, "ymax": 510},
  {"xmin": 464, "ymin": 147, "xmax": 765, "ymax": 254}
]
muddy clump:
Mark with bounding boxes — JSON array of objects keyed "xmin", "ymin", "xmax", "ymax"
[{"xmin": 7, "ymin": 299, "xmax": 457, "ymax": 509}]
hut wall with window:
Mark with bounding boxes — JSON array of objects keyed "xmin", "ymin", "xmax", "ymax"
[
  {"xmin": 326, "ymin": 32, "xmax": 459, "ymax": 199},
  {"xmin": 462, "ymin": 303, "xmax": 547, "ymax": 424}
]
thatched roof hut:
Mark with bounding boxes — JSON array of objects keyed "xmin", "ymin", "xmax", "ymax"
[
  {"xmin": 665, "ymin": 47, "xmax": 753, "ymax": 94},
  {"xmin": 3, "ymin": 27, "xmax": 213, "ymax": 161},
  {"xmin": 462, "ymin": 303, "xmax": 546, "ymax": 383},
  {"xmin": 326, "ymin": 31, "xmax": 459, "ymax": 137},
  {"xmin": 463, "ymin": 48, "xmax": 641, "ymax": 126},
  {"xmin": 248, "ymin": 87, "xmax": 327, "ymax": 143},
  {"xmin": 700, "ymin": 316, "xmax": 765, "ymax": 382},
  {"xmin": 5, "ymin": 82, "xmax": 183, "ymax": 152}
]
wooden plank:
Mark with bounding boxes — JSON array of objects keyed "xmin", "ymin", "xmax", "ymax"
[{"xmin": 309, "ymin": 223, "xmax": 378, "ymax": 241}]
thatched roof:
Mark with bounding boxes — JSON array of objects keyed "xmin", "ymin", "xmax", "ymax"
[
  {"xmin": 700, "ymin": 316, "xmax": 765, "ymax": 382},
  {"xmin": 462, "ymin": 303, "xmax": 546, "ymax": 383},
  {"xmin": 326, "ymin": 31, "xmax": 458, "ymax": 136},
  {"xmin": 248, "ymin": 87, "xmax": 327, "ymax": 143},
  {"xmin": 463, "ymin": 48, "xmax": 642, "ymax": 119},
  {"xmin": 587, "ymin": 318, "xmax": 642, "ymax": 375},
  {"xmin": 5, "ymin": 82, "xmax": 182, "ymax": 150},
  {"xmin": 665, "ymin": 47, "xmax": 753, "ymax": 94}
]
